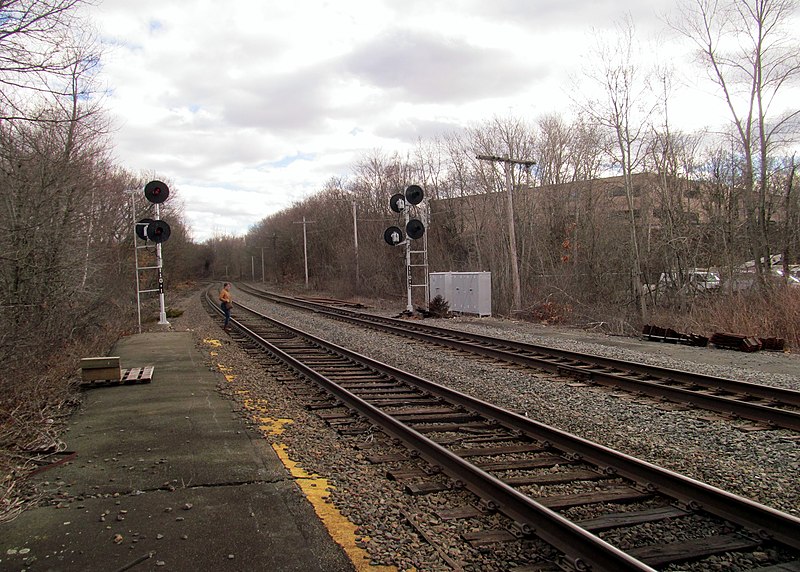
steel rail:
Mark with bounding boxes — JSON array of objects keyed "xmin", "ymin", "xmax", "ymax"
[
  {"xmin": 250, "ymin": 286, "xmax": 800, "ymax": 405},
  {"xmin": 205, "ymin": 292, "xmax": 654, "ymax": 571},
  {"xmin": 240, "ymin": 285, "xmax": 800, "ymax": 431},
  {"xmin": 208, "ymin": 291, "xmax": 800, "ymax": 555},
  {"xmin": 387, "ymin": 324, "xmax": 800, "ymax": 405},
  {"xmin": 284, "ymin": 322, "xmax": 800, "ymax": 552}
]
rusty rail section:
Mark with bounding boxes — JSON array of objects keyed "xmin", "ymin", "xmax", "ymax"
[
  {"xmin": 206, "ymin": 289, "xmax": 800, "ymax": 572},
  {"xmin": 238, "ymin": 284, "xmax": 800, "ymax": 432}
]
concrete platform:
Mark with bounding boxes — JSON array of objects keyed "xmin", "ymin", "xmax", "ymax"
[{"xmin": 1, "ymin": 331, "xmax": 355, "ymax": 572}]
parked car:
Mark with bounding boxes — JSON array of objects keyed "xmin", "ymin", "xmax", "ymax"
[
  {"xmin": 647, "ymin": 269, "xmax": 721, "ymax": 295},
  {"xmin": 687, "ymin": 269, "xmax": 721, "ymax": 291},
  {"xmin": 726, "ymin": 269, "xmax": 800, "ymax": 291},
  {"xmin": 773, "ymin": 268, "xmax": 800, "ymax": 287}
]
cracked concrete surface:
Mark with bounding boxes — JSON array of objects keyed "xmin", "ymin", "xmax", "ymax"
[{"xmin": 1, "ymin": 332, "xmax": 354, "ymax": 572}]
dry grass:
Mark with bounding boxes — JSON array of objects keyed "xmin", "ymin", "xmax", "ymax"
[
  {"xmin": 0, "ymin": 318, "xmax": 130, "ymax": 522},
  {"xmin": 513, "ymin": 283, "xmax": 800, "ymax": 347},
  {"xmin": 648, "ymin": 287, "xmax": 800, "ymax": 348},
  {"xmin": 0, "ymin": 362, "xmax": 80, "ymax": 522},
  {"xmin": 0, "ymin": 281, "xmax": 203, "ymax": 523}
]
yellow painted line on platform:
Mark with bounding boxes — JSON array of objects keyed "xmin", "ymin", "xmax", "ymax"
[
  {"xmin": 272, "ymin": 444, "xmax": 396, "ymax": 572},
  {"xmin": 257, "ymin": 416, "xmax": 293, "ymax": 435},
  {"xmin": 213, "ymin": 357, "xmax": 398, "ymax": 570}
]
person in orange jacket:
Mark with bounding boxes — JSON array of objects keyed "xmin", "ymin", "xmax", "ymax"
[{"xmin": 219, "ymin": 282, "xmax": 233, "ymax": 331}]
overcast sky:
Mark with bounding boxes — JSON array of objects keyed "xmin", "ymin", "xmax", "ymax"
[{"xmin": 88, "ymin": 0, "xmax": 796, "ymax": 242}]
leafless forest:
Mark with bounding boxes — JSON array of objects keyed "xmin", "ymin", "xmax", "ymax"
[{"xmin": 1, "ymin": 0, "xmax": 799, "ymax": 519}]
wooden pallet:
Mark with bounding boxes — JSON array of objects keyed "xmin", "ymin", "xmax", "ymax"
[
  {"xmin": 81, "ymin": 366, "xmax": 154, "ymax": 387},
  {"xmin": 121, "ymin": 366, "xmax": 154, "ymax": 383}
]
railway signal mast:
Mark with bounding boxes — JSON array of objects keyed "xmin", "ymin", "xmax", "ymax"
[
  {"xmin": 132, "ymin": 180, "xmax": 172, "ymax": 332},
  {"xmin": 383, "ymin": 185, "xmax": 428, "ymax": 312}
]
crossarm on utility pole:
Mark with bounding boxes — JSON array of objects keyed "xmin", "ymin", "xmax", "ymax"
[{"xmin": 476, "ymin": 154, "xmax": 536, "ymax": 168}]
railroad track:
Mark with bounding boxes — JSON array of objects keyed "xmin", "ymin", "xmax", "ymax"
[
  {"xmin": 205, "ymin": 288, "xmax": 800, "ymax": 572},
  {"xmin": 236, "ymin": 283, "xmax": 800, "ymax": 432}
]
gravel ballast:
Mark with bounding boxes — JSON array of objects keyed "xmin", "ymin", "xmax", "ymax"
[{"xmin": 173, "ymin": 286, "xmax": 799, "ymax": 571}]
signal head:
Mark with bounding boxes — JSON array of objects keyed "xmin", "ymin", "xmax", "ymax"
[
  {"xmin": 406, "ymin": 219, "xmax": 425, "ymax": 240},
  {"xmin": 146, "ymin": 219, "xmax": 171, "ymax": 243},
  {"xmin": 405, "ymin": 184, "xmax": 424, "ymax": 205},
  {"xmin": 144, "ymin": 180, "xmax": 170, "ymax": 204},
  {"xmin": 383, "ymin": 226, "xmax": 404, "ymax": 246}
]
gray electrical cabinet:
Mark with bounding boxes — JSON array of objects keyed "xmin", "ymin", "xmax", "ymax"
[{"xmin": 429, "ymin": 272, "xmax": 491, "ymax": 317}]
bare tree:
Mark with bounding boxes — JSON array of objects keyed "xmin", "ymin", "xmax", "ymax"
[
  {"xmin": 779, "ymin": 154, "xmax": 798, "ymax": 279},
  {"xmin": 674, "ymin": 0, "xmax": 800, "ymax": 280},
  {"xmin": 533, "ymin": 114, "xmax": 573, "ymax": 186},
  {"xmin": 577, "ymin": 15, "xmax": 657, "ymax": 321},
  {"xmin": 469, "ymin": 117, "xmax": 536, "ymax": 313},
  {"xmin": 644, "ymin": 63, "xmax": 709, "ymax": 306},
  {"xmin": 0, "ymin": 0, "xmax": 96, "ymax": 121},
  {"xmin": 421, "ymin": 130, "xmax": 494, "ymax": 272}
]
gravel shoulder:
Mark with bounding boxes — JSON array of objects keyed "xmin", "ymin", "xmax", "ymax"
[{"xmin": 419, "ymin": 315, "xmax": 800, "ymax": 386}]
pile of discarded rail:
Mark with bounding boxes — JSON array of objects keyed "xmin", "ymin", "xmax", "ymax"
[
  {"xmin": 708, "ymin": 332, "xmax": 785, "ymax": 352},
  {"xmin": 641, "ymin": 325, "xmax": 709, "ymax": 347},
  {"xmin": 642, "ymin": 325, "xmax": 785, "ymax": 352}
]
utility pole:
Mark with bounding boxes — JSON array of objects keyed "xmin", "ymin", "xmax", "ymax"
[
  {"xmin": 352, "ymin": 198, "xmax": 359, "ymax": 292},
  {"xmin": 260, "ymin": 246, "xmax": 266, "ymax": 283},
  {"xmin": 295, "ymin": 217, "xmax": 315, "ymax": 288},
  {"xmin": 476, "ymin": 154, "xmax": 535, "ymax": 314},
  {"xmin": 270, "ymin": 233, "xmax": 277, "ymax": 282}
]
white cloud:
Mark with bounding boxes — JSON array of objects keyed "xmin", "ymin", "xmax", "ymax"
[{"xmin": 89, "ymin": 0, "xmax": 799, "ymax": 242}]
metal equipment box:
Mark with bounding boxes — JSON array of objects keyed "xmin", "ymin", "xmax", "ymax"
[{"xmin": 429, "ymin": 272, "xmax": 491, "ymax": 317}]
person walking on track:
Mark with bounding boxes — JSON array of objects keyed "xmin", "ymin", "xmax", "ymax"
[{"xmin": 219, "ymin": 282, "xmax": 233, "ymax": 331}]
